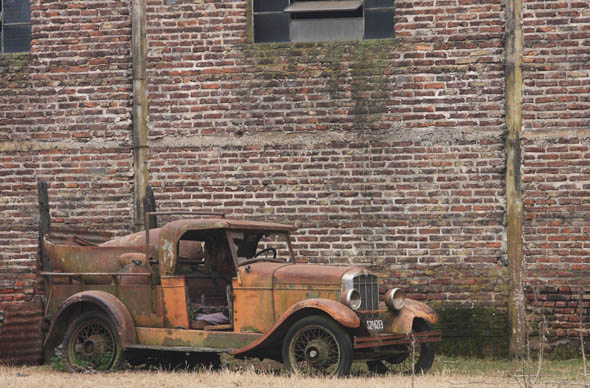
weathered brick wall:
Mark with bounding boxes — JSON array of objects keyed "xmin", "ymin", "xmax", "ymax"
[
  {"xmin": 145, "ymin": 0, "xmax": 508, "ymax": 354},
  {"xmin": 0, "ymin": 0, "xmax": 588, "ymax": 361},
  {"xmin": 0, "ymin": 0, "xmax": 136, "ymax": 362},
  {"xmin": 0, "ymin": 52, "xmax": 44, "ymax": 363},
  {"xmin": 523, "ymin": 138, "xmax": 590, "ymax": 348},
  {"xmin": 522, "ymin": 0, "xmax": 590, "ymax": 351}
]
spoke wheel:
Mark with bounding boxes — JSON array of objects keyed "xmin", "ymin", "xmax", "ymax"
[
  {"xmin": 367, "ymin": 319, "xmax": 435, "ymax": 375},
  {"xmin": 63, "ymin": 312, "xmax": 124, "ymax": 372},
  {"xmin": 282, "ymin": 315, "xmax": 352, "ymax": 377}
]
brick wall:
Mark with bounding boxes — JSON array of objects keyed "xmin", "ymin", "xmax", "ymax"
[
  {"xmin": 0, "ymin": 0, "xmax": 136, "ymax": 362},
  {"xmin": 522, "ymin": 0, "xmax": 590, "ymax": 350},
  {"xmin": 145, "ymin": 0, "xmax": 508, "ymax": 354},
  {"xmin": 0, "ymin": 0, "xmax": 588, "ymax": 361},
  {"xmin": 0, "ymin": 51, "xmax": 44, "ymax": 363}
]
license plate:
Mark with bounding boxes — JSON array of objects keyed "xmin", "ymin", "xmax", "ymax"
[{"xmin": 366, "ymin": 319, "xmax": 384, "ymax": 331}]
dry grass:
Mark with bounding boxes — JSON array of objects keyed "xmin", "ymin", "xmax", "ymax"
[
  {"xmin": 1, "ymin": 357, "xmax": 589, "ymax": 388},
  {"xmin": 0, "ymin": 366, "xmax": 509, "ymax": 388}
]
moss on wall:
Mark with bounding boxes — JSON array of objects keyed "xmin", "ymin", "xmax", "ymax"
[
  {"xmin": 434, "ymin": 304, "xmax": 511, "ymax": 358},
  {"xmin": 241, "ymin": 38, "xmax": 398, "ymax": 132},
  {"xmin": 0, "ymin": 53, "xmax": 32, "ymax": 85}
]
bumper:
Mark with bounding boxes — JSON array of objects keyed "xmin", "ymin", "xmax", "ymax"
[{"xmin": 353, "ymin": 330, "xmax": 442, "ymax": 350}]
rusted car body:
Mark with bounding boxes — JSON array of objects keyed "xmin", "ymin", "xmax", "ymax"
[{"xmin": 41, "ymin": 214, "xmax": 440, "ymax": 375}]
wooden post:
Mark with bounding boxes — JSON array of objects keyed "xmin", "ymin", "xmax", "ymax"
[
  {"xmin": 37, "ymin": 181, "xmax": 52, "ymax": 271},
  {"xmin": 505, "ymin": 0, "xmax": 526, "ymax": 357},
  {"xmin": 132, "ymin": 0, "xmax": 149, "ymax": 232}
]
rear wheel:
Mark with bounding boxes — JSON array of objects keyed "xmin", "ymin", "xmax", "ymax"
[
  {"xmin": 282, "ymin": 315, "xmax": 353, "ymax": 377},
  {"xmin": 367, "ymin": 319, "xmax": 435, "ymax": 375},
  {"xmin": 63, "ymin": 311, "xmax": 125, "ymax": 372}
]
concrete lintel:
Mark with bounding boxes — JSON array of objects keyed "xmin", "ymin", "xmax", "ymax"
[{"xmin": 522, "ymin": 128, "xmax": 590, "ymax": 141}]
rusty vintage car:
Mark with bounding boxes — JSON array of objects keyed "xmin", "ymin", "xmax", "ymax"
[{"xmin": 41, "ymin": 213, "xmax": 440, "ymax": 376}]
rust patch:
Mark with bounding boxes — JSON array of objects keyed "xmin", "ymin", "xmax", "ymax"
[
  {"xmin": 389, "ymin": 298, "xmax": 439, "ymax": 335},
  {"xmin": 0, "ymin": 299, "xmax": 43, "ymax": 364},
  {"xmin": 354, "ymin": 330, "xmax": 442, "ymax": 349}
]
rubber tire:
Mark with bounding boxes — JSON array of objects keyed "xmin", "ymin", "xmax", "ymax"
[
  {"xmin": 282, "ymin": 315, "xmax": 353, "ymax": 377},
  {"xmin": 367, "ymin": 319, "xmax": 435, "ymax": 375},
  {"xmin": 63, "ymin": 311, "xmax": 125, "ymax": 372},
  {"xmin": 413, "ymin": 319, "xmax": 435, "ymax": 373}
]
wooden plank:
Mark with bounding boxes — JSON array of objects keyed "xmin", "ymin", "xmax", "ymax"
[{"xmin": 37, "ymin": 181, "xmax": 51, "ymax": 271}]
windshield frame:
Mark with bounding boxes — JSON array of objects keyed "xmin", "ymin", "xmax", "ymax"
[{"xmin": 225, "ymin": 229, "xmax": 295, "ymax": 266}]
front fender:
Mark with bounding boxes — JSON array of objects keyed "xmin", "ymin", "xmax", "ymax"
[
  {"xmin": 44, "ymin": 290, "xmax": 137, "ymax": 350},
  {"xmin": 381, "ymin": 298, "xmax": 438, "ymax": 334},
  {"xmin": 231, "ymin": 298, "xmax": 359, "ymax": 356}
]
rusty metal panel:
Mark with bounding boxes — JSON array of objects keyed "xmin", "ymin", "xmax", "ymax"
[
  {"xmin": 161, "ymin": 276, "xmax": 189, "ymax": 329},
  {"xmin": 273, "ymin": 263, "xmax": 351, "ymax": 285},
  {"xmin": 0, "ymin": 299, "xmax": 43, "ymax": 364},
  {"xmin": 49, "ymin": 226, "xmax": 113, "ymax": 245},
  {"xmin": 237, "ymin": 262, "xmax": 287, "ymax": 288},
  {"xmin": 377, "ymin": 298, "xmax": 439, "ymax": 335},
  {"xmin": 233, "ymin": 282, "xmax": 274, "ymax": 334},
  {"xmin": 161, "ymin": 219, "xmax": 296, "ymax": 247},
  {"xmin": 100, "ymin": 228, "xmax": 160, "ymax": 249},
  {"xmin": 273, "ymin": 287, "xmax": 340, "ymax": 321},
  {"xmin": 44, "ymin": 239, "xmax": 145, "ymax": 284},
  {"xmin": 134, "ymin": 327, "xmax": 261, "ymax": 351}
]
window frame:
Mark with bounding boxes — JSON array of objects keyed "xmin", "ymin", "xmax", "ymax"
[
  {"xmin": 252, "ymin": 0, "xmax": 394, "ymax": 43},
  {"xmin": 0, "ymin": 0, "xmax": 32, "ymax": 54}
]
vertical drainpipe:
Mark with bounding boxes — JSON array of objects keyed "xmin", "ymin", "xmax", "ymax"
[
  {"xmin": 505, "ymin": 0, "xmax": 526, "ymax": 356},
  {"xmin": 132, "ymin": 0, "xmax": 149, "ymax": 232}
]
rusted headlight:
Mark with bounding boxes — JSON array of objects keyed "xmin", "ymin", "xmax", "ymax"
[
  {"xmin": 343, "ymin": 289, "xmax": 362, "ymax": 311},
  {"xmin": 385, "ymin": 288, "xmax": 405, "ymax": 311}
]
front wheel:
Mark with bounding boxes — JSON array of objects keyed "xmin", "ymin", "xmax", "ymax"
[
  {"xmin": 282, "ymin": 315, "xmax": 353, "ymax": 377},
  {"xmin": 63, "ymin": 311, "xmax": 125, "ymax": 372}
]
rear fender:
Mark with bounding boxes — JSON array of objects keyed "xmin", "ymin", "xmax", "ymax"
[
  {"xmin": 44, "ymin": 290, "xmax": 137, "ymax": 350},
  {"xmin": 387, "ymin": 298, "xmax": 439, "ymax": 334},
  {"xmin": 231, "ymin": 298, "xmax": 359, "ymax": 356}
]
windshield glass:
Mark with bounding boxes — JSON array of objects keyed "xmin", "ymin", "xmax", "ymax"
[{"xmin": 229, "ymin": 231, "xmax": 293, "ymax": 265}]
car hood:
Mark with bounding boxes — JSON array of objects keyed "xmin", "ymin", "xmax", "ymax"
[{"xmin": 238, "ymin": 262, "xmax": 362, "ymax": 288}]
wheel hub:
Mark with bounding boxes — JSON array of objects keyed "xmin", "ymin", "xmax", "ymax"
[
  {"xmin": 81, "ymin": 334, "xmax": 107, "ymax": 357},
  {"xmin": 304, "ymin": 339, "xmax": 330, "ymax": 367}
]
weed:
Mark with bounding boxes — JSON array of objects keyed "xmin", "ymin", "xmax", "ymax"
[{"xmin": 580, "ymin": 292, "xmax": 587, "ymax": 377}]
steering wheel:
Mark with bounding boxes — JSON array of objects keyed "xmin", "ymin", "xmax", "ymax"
[{"xmin": 254, "ymin": 247, "xmax": 277, "ymax": 259}]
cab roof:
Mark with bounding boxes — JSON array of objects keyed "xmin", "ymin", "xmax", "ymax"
[{"xmin": 160, "ymin": 218, "xmax": 297, "ymax": 233}]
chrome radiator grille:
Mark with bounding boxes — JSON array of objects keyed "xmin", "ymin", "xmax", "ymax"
[{"xmin": 354, "ymin": 274, "xmax": 379, "ymax": 327}]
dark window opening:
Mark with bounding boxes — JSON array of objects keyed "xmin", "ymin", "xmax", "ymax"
[
  {"xmin": 291, "ymin": 8, "xmax": 363, "ymax": 20},
  {"xmin": 253, "ymin": 0, "xmax": 394, "ymax": 43},
  {"xmin": 1, "ymin": 0, "xmax": 31, "ymax": 53}
]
